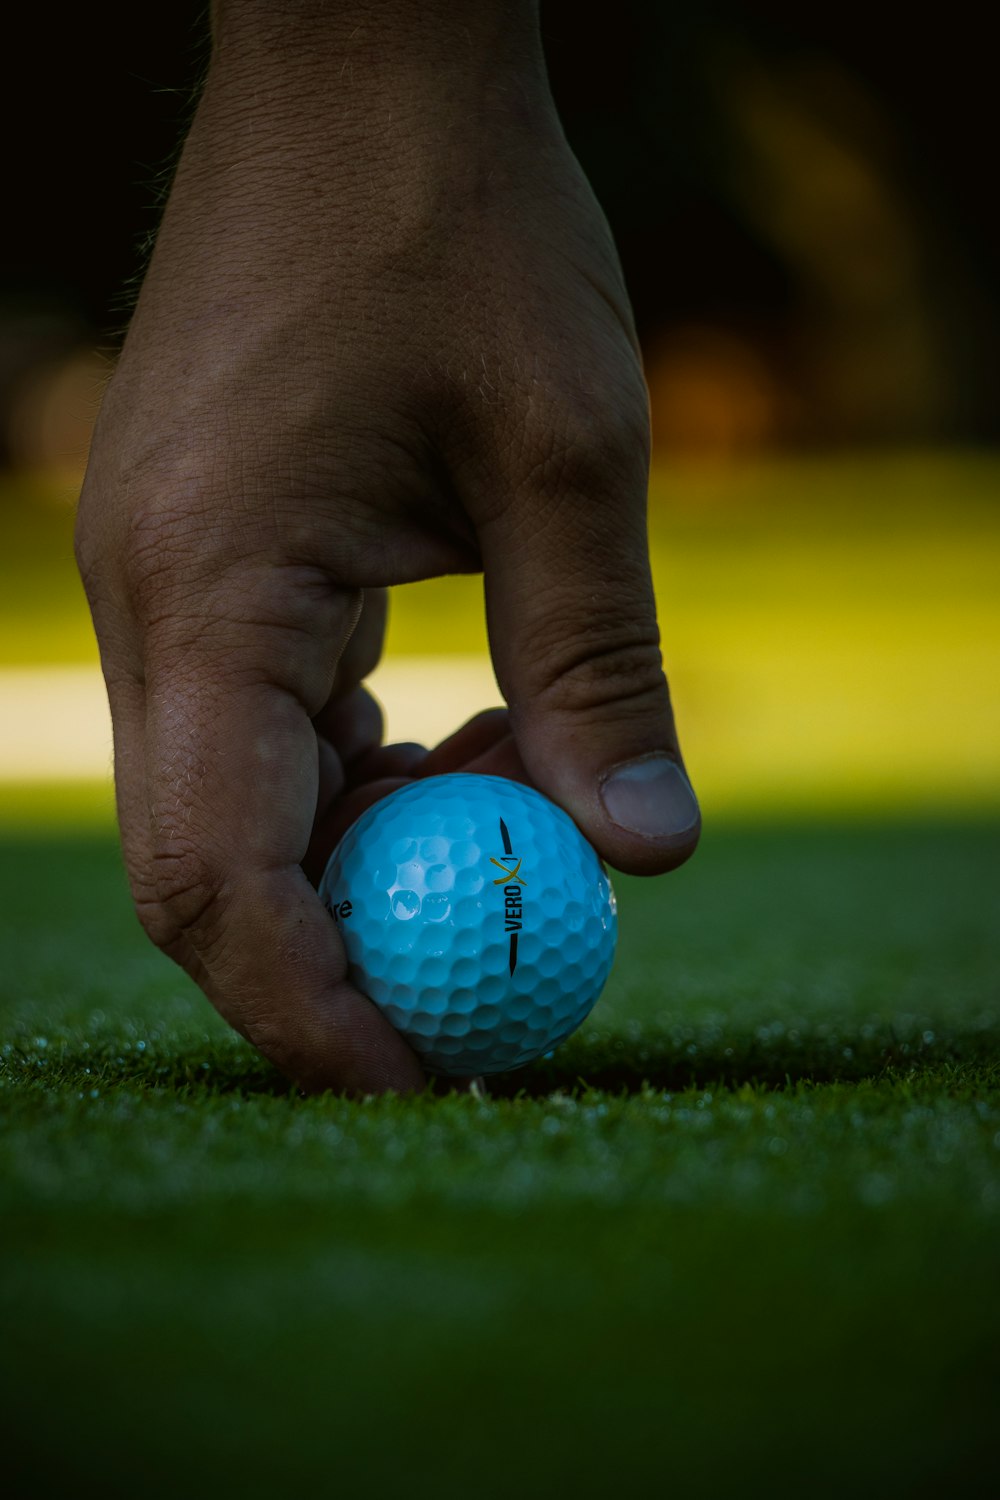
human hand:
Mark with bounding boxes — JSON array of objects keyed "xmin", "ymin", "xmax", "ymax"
[{"xmin": 75, "ymin": 1, "xmax": 700, "ymax": 1094}]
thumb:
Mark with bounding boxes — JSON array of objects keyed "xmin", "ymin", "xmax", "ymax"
[{"xmin": 479, "ymin": 437, "xmax": 700, "ymax": 875}]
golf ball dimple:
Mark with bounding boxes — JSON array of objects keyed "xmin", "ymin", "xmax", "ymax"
[{"xmin": 318, "ymin": 772, "xmax": 618, "ymax": 1075}]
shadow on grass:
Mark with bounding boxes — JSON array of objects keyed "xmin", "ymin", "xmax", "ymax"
[
  {"xmin": 5, "ymin": 1022, "xmax": 998, "ymax": 1101},
  {"xmin": 494, "ymin": 1027, "xmax": 1000, "ymax": 1097}
]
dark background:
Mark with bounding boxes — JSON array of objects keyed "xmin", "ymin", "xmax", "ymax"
[{"xmin": 2, "ymin": 1, "xmax": 996, "ymax": 448}]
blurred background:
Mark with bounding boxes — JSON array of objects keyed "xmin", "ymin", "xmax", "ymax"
[{"xmin": 1, "ymin": 0, "xmax": 997, "ymax": 825}]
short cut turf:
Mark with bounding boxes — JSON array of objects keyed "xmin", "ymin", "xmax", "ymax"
[{"xmin": 2, "ymin": 819, "xmax": 998, "ymax": 1497}]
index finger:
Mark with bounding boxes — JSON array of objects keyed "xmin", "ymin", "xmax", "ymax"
[{"xmin": 140, "ymin": 593, "xmax": 425, "ymax": 1096}]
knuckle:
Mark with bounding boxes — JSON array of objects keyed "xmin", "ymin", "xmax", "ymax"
[
  {"xmin": 236, "ymin": 1013, "xmax": 303, "ymax": 1084},
  {"xmin": 134, "ymin": 838, "xmax": 228, "ymax": 953},
  {"xmin": 131, "ymin": 892, "xmax": 175, "ymax": 951},
  {"xmin": 514, "ymin": 403, "xmax": 650, "ymax": 510},
  {"xmin": 120, "ymin": 501, "xmax": 213, "ymax": 610},
  {"xmin": 74, "ymin": 478, "xmax": 122, "ymax": 605},
  {"xmin": 73, "ymin": 502, "xmax": 101, "ymax": 594},
  {"xmin": 529, "ymin": 626, "xmax": 667, "ymax": 718},
  {"xmin": 566, "ymin": 407, "xmax": 650, "ymax": 493},
  {"xmin": 113, "ymin": 455, "xmax": 239, "ymax": 610}
]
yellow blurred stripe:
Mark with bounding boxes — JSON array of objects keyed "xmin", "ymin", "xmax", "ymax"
[
  {"xmin": 0, "ymin": 667, "xmax": 112, "ymax": 780},
  {"xmin": 1, "ymin": 454, "xmax": 997, "ymax": 820},
  {"xmin": 0, "ymin": 660, "xmax": 503, "ymax": 783}
]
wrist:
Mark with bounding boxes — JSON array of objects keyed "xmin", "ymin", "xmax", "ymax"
[
  {"xmin": 209, "ymin": 1, "xmax": 547, "ymax": 101},
  {"xmin": 192, "ymin": 0, "xmax": 558, "ymax": 204}
]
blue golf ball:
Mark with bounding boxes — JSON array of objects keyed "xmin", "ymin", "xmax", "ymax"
[{"xmin": 318, "ymin": 772, "xmax": 618, "ymax": 1075}]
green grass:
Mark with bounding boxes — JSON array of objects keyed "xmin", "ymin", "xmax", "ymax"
[{"xmin": 2, "ymin": 820, "xmax": 999, "ymax": 1497}]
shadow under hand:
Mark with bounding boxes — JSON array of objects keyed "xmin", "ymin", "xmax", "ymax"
[
  {"xmin": 486, "ymin": 1021, "xmax": 999, "ymax": 1098},
  {"xmin": 9, "ymin": 1018, "xmax": 995, "ymax": 1102}
]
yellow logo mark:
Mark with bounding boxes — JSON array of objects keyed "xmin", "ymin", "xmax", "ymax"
[{"xmin": 490, "ymin": 856, "xmax": 526, "ymax": 886}]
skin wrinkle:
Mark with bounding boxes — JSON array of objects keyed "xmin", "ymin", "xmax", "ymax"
[
  {"xmin": 137, "ymin": 569, "xmax": 356, "ymax": 639},
  {"xmin": 501, "ymin": 613, "xmax": 666, "ymax": 710},
  {"xmin": 141, "ymin": 639, "xmax": 337, "ymax": 726},
  {"xmin": 529, "ymin": 664, "xmax": 671, "ymax": 726}
]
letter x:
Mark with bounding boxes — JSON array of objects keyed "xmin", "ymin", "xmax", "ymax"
[{"xmin": 490, "ymin": 856, "xmax": 526, "ymax": 885}]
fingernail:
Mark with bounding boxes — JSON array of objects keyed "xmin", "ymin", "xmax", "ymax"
[{"xmin": 600, "ymin": 754, "xmax": 700, "ymax": 839}]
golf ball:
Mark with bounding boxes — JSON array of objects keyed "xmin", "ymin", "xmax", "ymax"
[{"xmin": 319, "ymin": 772, "xmax": 618, "ymax": 1075}]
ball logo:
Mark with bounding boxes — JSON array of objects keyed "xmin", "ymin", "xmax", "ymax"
[{"xmin": 490, "ymin": 817, "xmax": 526, "ymax": 974}]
